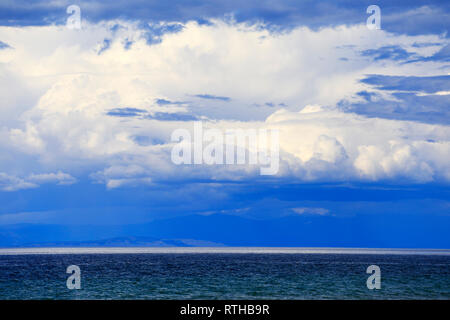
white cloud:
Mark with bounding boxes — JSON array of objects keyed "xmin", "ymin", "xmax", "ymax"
[
  {"xmin": 0, "ymin": 173, "xmax": 37, "ymax": 191},
  {"xmin": 0, "ymin": 171, "xmax": 76, "ymax": 191},
  {"xmin": 28, "ymin": 171, "xmax": 77, "ymax": 185},
  {"xmin": 268, "ymin": 107, "xmax": 450, "ymax": 182},
  {"xmin": 292, "ymin": 207, "xmax": 330, "ymax": 216},
  {"xmin": 0, "ymin": 20, "xmax": 449, "ymax": 189}
]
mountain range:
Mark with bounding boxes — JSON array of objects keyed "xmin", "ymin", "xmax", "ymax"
[{"xmin": 1, "ymin": 213, "xmax": 449, "ymax": 248}]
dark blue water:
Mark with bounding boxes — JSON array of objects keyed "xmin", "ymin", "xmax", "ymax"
[{"xmin": 0, "ymin": 253, "xmax": 449, "ymax": 299}]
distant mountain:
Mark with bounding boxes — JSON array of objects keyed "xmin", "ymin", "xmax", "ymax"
[
  {"xmin": 13, "ymin": 236, "xmax": 224, "ymax": 248},
  {"xmin": 0, "ymin": 213, "xmax": 449, "ymax": 248}
]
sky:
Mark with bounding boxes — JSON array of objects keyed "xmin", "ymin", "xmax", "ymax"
[{"xmin": 0, "ymin": 0, "xmax": 449, "ymax": 248}]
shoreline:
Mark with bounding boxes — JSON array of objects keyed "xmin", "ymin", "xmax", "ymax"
[{"xmin": 1, "ymin": 247, "xmax": 450, "ymax": 255}]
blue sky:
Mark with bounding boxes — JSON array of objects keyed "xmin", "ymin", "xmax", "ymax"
[{"xmin": 0, "ymin": 0, "xmax": 449, "ymax": 247}]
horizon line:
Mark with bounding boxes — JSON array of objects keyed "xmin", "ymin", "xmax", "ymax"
[{"xmin": 1, "ymin": 247, "xmax": 450, "ymax": 256}]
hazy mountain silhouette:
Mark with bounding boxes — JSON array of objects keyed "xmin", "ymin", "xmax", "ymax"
[{"xmin": 0, "ymin": 213, "xmax": 449, "ymax": 248}]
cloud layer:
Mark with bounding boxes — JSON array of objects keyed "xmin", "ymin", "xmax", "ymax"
[{"xmin": 0, "ymin": 18, "xmax": 449, "ymax": 193}]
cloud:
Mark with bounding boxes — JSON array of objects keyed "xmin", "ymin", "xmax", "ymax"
[
  {"xmin": 27, "ymin": 171, "xmax": 77, "ymax": 185},
  {"xmin": 2, "ymin": 1, "xmax": 450, "ymax": 39},
  {"xmin": 407, "ymin": 44, "xmax": 450, "ymax": 63},
  {"xmin": 361, "ymin": 45, "xmax": 416, "ymax": 61},
  {"xmin": 0, "ymin": 40, "xmax": 11, "ymax": 49},
  {"xmin": 340, "ymin": 75, "xmax": 450, "ymax": 125},
  {"xmin": 267, "ymin": 107, "xmax": 450, "ymax": 183},
  {"xmin": 0, "ymin": 171, "xmax": 76, "ymax": 191},
  {"xmin": 292, "ymin": 207, "xmax": 330, "ymax": 216},
  {"xmin": 141, "ymin": 21, "xmax": 185, "ymax": 45},
  {"xmin": 193, "ymin": 94, "xmax": 231, "ymax": 101},
  {"xmin": 107, "ymin": 107, "xmax": 148, "ymax": 117},
  {"xmin": 146, "ymin": 112, "xmax": 199, "ymax": 121},
  {"xmin": 0, "ymin": 173, "xmax": 37, "ymax": 191},
  {"xmin": 360, "ymin": 75, "xmax": 450, "ymax": 94},
  {"xmin": 155, "ymin": 98, "xmax": 187, "ymax": 105},
  {"xmin": 0, "ymin": 19, "xmax": 449, "ymax": 191}
]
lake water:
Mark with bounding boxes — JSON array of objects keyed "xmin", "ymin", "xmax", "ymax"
[{"xmin": 0, "ymin": 248, "xmax": 449, "ymax": 299}]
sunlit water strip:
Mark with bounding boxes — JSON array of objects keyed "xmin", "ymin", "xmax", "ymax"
[{"xmin": 0, "ymin": 247, "xmax": 449, "ymax": 255}]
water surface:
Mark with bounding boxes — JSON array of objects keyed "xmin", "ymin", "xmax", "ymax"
[{"xmin": 0, "ymin": 248, "xmax": 448, "ymax": 299}]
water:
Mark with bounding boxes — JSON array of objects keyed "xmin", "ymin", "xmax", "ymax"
[{"xmin": 0, "ymin": 248, "xmax": 449, "ymax": 299}]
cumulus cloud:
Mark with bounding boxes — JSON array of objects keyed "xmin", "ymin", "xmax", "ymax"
[
  {"xmin": 0, "ymin": 171, "xmax": 76, "ymax": 191},
  {"xmin": 0, "ymin": 19, "xmax": 449, "ymax": 190},
  {"xmin": 268, "ymin": 107, "xmax": 450, "ymax": 183}
]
